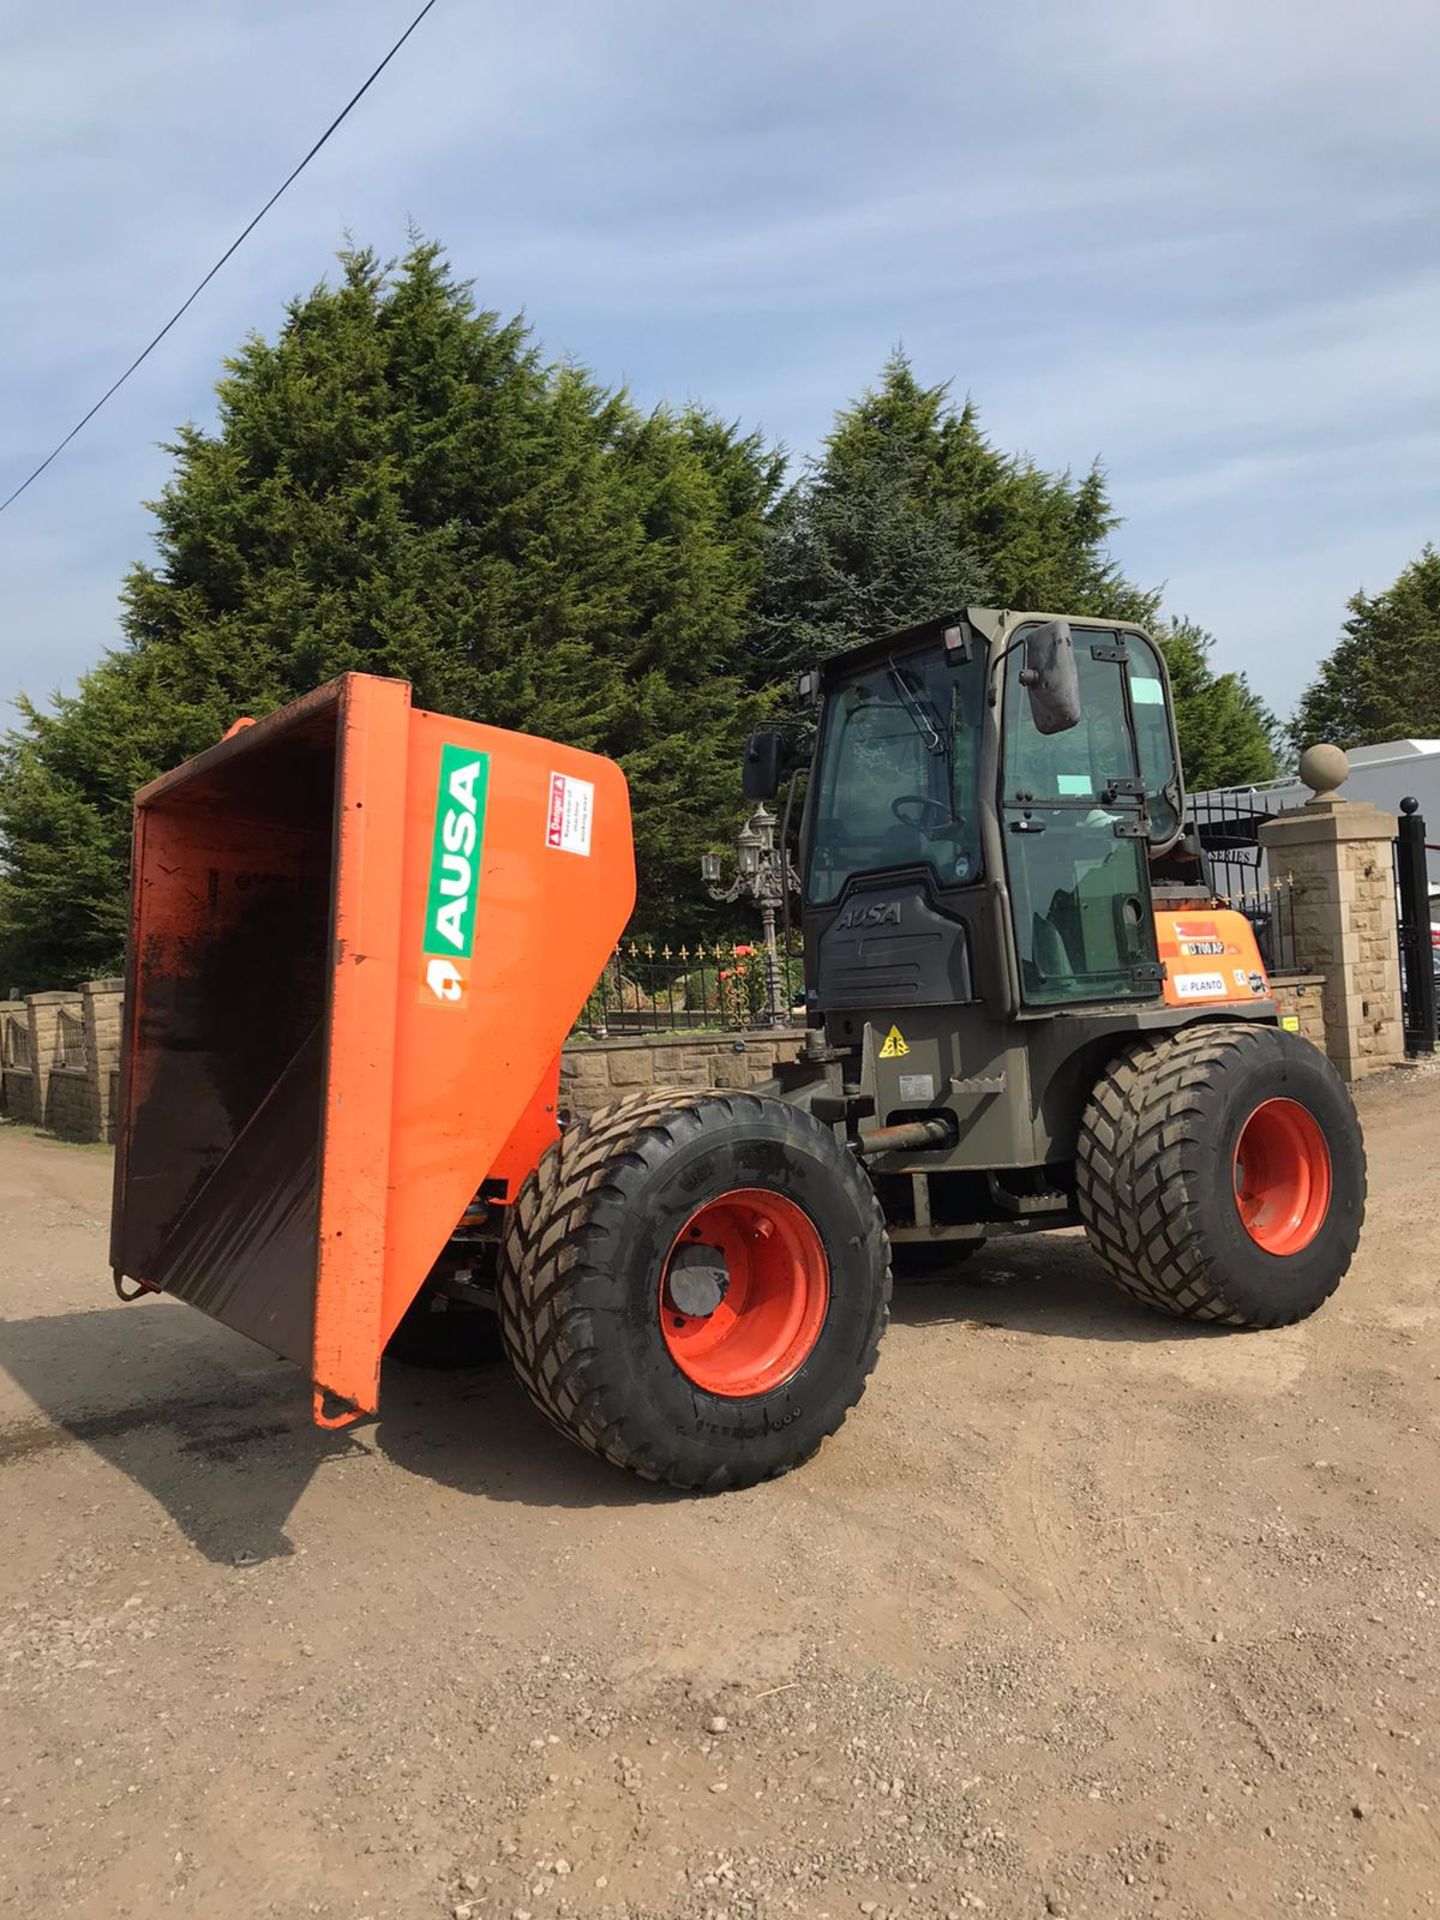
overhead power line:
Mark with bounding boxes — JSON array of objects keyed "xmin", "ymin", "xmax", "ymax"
[{"xmin": 0, "ymin": 0, "xmax": 441, "ymax": 517}]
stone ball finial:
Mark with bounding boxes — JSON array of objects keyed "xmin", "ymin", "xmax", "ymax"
[{"xmin": 1299, "ymin": 742, "xmax": 1349, "ymax": 799}]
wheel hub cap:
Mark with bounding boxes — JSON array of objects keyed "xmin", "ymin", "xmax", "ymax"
[
  {"xmin": 1232, "ymin": 1097, "xmax": 1333, "ymax": 1255},
  {"xmin": 660, "ymin": 1188, "xmax": 829, "ymax": 1398},
  {"xmin": 666, "ymin": 1246, "xmax": 730, "ymax": 1318}
]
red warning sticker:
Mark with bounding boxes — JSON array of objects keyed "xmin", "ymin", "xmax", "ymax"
[{"xmin": 546, "ymin": 772, "xmax": 594, "ymax": 856}]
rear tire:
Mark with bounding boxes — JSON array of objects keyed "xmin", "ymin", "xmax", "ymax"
[
  {"xmin": 1076, "ymin": 1023, "xmax": 1365, "ymax": 1327},
  {"xmin": 497, "ymin": 1089, "xmax": 891, "ymax": 1490}
]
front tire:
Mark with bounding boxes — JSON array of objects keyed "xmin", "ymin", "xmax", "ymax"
[
  {"xmin": 497, "ymin": 1089, "xmax": 891, "ymax": 1490},
  {"xmin": 1076, "ymin": 1024, "xmax": 1365, "ymax": 1327}
]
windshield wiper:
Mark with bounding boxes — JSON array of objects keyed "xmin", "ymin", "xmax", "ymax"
[{"xmin": 886, "ymin": 658, "xmax": 947, "ymax": 758}]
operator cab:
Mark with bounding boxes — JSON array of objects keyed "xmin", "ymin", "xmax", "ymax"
[{"xmin": 746, "ymin": 609, "xmax": 1186, "ymax": 1021}]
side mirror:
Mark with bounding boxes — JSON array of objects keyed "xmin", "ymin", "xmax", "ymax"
[
  {"xmin": 1019, "ymin": 619, "xmax": 1082, "ymax": 735},
  {"xmin": 741, "ymin": 729, "xmax": 783, "ymax": 800}
]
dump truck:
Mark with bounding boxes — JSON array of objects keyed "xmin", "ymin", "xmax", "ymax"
[{"xmin": 110, "ymin": 611, "xmax": 1366, "ymax": 1488}]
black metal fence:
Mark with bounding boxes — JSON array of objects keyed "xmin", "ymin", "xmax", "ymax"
[
  {"xmin": 577, "ymin": 939, "xmax": 805, "ymax": 1036},
  {"xmin": 1187, "ymin": 789, "xmax": 1298, "ymax": 973}
]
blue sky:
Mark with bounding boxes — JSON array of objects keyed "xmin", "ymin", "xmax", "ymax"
[{"xmin": 3, "ymin": 0, "xmax": 1437, "ymax": 731}]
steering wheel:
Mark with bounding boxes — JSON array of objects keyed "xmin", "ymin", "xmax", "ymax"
[{"xmin": 891, "ymin": 794, "xmax": 956, "ymax": 837}]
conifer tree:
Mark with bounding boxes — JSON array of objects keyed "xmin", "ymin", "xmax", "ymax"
[
  {"xmin": 759, "ymin": 352, "xmax": 1276, "ymax": 789},
  {"xmin": 1292, "ymin": 546, "xmax": 1440, "ymax": 749},
  {"xmin": 0, "ymin": 243, "xmax": 781, "ymax": 986}
]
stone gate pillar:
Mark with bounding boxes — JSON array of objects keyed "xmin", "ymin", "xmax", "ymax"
[
  {"xmin": 81, "ymin": 976, "xmax": 126, "ymax": 1142},
  {"xmin": 1258, "ymin": 745, "xmax": 1403, "ymax": 1079}
]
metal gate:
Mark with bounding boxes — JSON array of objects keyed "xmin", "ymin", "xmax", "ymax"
[
  {"xmin": 1187, "ymin": 790, "xmax": 1297, "ymax": 972},
  {"xmin": 1395, "ymin": 797, "xmax": 1438, "ymax": 1055}
]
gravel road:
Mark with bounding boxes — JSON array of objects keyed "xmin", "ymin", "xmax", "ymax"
[{"xmin": 2, "ymin": 1069, "xmax": 1437, "ymax": 1920}]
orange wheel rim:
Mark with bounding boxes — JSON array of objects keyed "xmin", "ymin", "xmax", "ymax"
[
  {"xmin": 1232, "ymin": 1098, "xmax": 1332, "ymax": 1255},
  {"xmin": 659, "ymin": 1188, "xmax": 829, "ymax": 1397}
]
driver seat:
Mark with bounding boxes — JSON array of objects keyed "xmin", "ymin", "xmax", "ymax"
[{"xmin": 878, "ymin": 824, "xmax": 919, "ymax": 865}]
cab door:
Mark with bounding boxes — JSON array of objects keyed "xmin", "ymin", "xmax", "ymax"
[{"xmin": 1000, "ymin": 630, "xmax": 1162, "ymax": 1007}]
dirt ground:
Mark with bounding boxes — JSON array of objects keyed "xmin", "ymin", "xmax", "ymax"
[{"xmin": 2, "ymin": 1072, "xmax": 1437, "ymax": 1920}]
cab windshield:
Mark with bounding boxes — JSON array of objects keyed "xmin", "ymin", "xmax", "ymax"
[{"xmin": 807, "ymin": 647, "xmax": 983, "ymax": 905}]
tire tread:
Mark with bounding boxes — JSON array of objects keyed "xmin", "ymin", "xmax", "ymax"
[
  {"xmin": 497, "ymin": 1089, "xmax": 891, "ymax": 1489},
  {"xmin": 1076, "ymin": 1024, "xmax": 1365, "ymax": 1328}
]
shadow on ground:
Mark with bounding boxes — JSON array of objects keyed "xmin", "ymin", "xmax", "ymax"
[
  {"xmin": 0, "ymin": 1234, "xmax": 1222, "ymax": 1565},
  {"xmin": 0, "ymin": 1301, "xmax": 356, "ymax": 1566},
  {"xmin": 0, "ymin": 1295, "xmax": 674, "ymax": 1566},
  {"xmin": 887, "ymin": 1229, "xmax": 1231, "ymax": 1344}
]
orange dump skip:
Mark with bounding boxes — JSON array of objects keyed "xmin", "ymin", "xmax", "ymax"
[{"xmin": 110, "ymin": 673, "xmax": 635, "ymax": 1423}]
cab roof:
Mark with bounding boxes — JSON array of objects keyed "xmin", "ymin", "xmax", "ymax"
[{"xmin": 815, "ymin": 607, "xmax": 1151, "ymax": 684}]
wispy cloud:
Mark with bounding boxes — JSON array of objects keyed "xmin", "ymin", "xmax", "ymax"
[{"xmin": 2, "ymin": 0, "xmax": 1436, "ymax": 728}]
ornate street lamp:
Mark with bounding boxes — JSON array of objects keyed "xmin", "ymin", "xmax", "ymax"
[{"xmin": 700, "ymin": 804, "xmax": 800, "ymax": 1027}]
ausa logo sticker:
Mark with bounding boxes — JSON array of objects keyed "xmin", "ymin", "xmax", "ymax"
[
  {"xmin": 420, "ymin": 745, "xmax": 490, "ymax": 1006},
  {"xmin": 878, "ymin": 1024, "xmax": 910, "ymax": 1059},
  {"xmin": 837, "ymin": 899, "xmax": 901, "ymax": 931}
]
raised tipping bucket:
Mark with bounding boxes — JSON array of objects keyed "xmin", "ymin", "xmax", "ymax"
[{"xmin": 110, "ymin": 673, "xmax": 634, "ymax": 1423}]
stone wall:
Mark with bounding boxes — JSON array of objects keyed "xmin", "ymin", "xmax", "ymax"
[
  {"xmin": 25, "ymin": 990, "xmax": 82, "ymax": 1134},
  {"xmin": 1268, "ymin": 973, "xmax": 1327, "ymax": 1053},
  {"xmin": 0, "ymin": 940, "xmax": 1385, "ymax": 1147},
  {"xmin": 1, "ymin": 987, "xmax": 808, "ymax": 1142},
  {"xmin": 0, "ymin": 979, "xmax": 126, "ymax": 1141},
  {"xmin": 46, "ymin": 1066, "xmax": 99, "ymax": 1142},
  {"xmin": 0, "ymin": 1000, "xmax": 34, "ymax": 1123},
  {"xmin": 0, "ymin": 967, "xmax": 1356, "ymax": 1147},
  {"xmin": 0, "ymin": 1063, "xmax": 35, "ymax": 1123},
  {"xmin": 560, "ymin": 992, "xmax": 1344, "ymax": 1119},
  {"xmin": 560, "ymin": 1029, "xmax": 807, "ymax": 1117}
]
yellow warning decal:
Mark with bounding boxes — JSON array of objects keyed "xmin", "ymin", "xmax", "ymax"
[
  {"xmin": 878, "ymin": 1024, "xmax": 910, "ymax": 1059},
  {"xmin": 1280, "ymin": 1014, "xmax": 1300, "ymax": 1032}
]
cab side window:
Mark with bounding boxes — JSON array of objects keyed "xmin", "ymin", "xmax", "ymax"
[
  {"xmin": 1127, "ymin": 634, "xmax": 1181, "ymax": 842},
  {"xmin": 1001, "ymin": 630, "xmax": 1159, "ymax": 1005}
]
